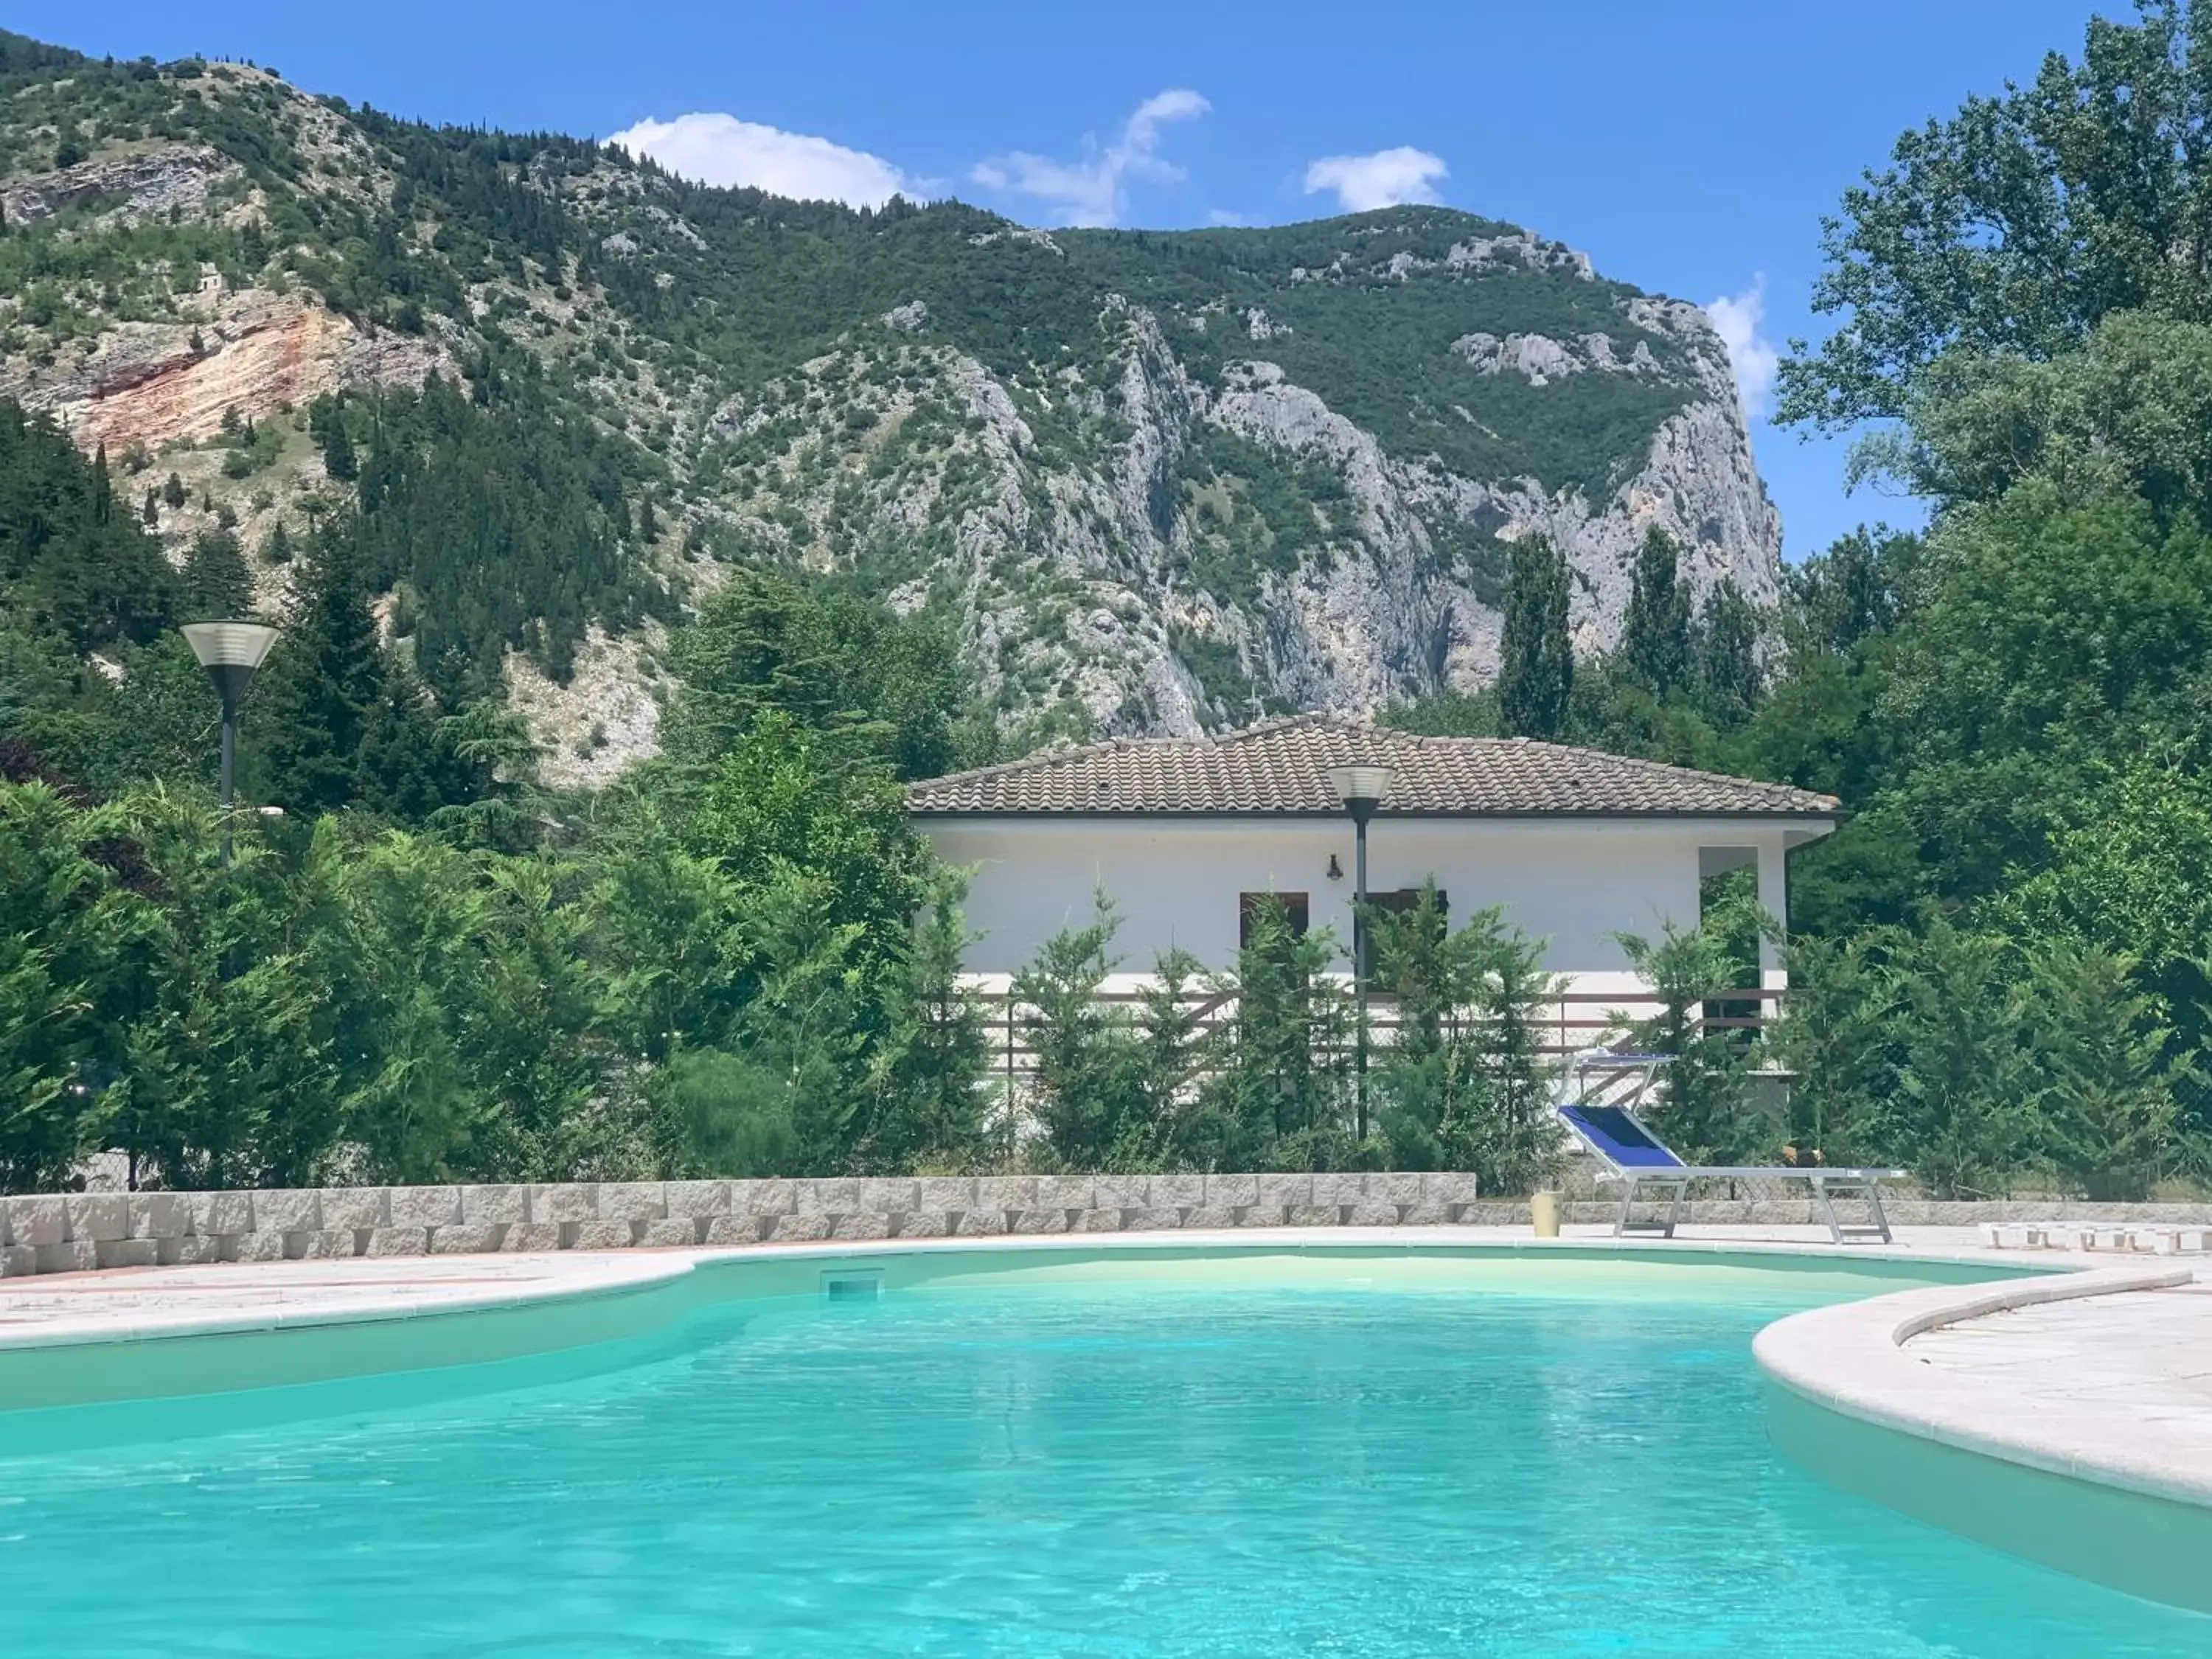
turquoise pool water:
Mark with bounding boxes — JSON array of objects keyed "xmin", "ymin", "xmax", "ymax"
[{"xmin": 0, "ymin": 1270, "xmax": 2203, "ymax": 1655}]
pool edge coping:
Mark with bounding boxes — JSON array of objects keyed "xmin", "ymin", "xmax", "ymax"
[{"xmin": 1752, "ymin": 1262, "xmax": 2205, "ymax": 1510}]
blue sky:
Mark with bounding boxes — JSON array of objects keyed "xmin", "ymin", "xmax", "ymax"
[{"xmin": 15, "ymin": 0, "xmax": 2105, "ymax": 559}]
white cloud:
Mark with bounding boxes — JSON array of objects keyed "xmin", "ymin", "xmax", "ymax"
[
  {"xmin": 1301, "ymin": 146, "xmax": 1447, "ymax": 212},
  {"xmin": 608, "ymin": 112, "xmax": 917, "ymax": 209},
  {"xmin": 1207, "ymin": 208, "xmax": 1252, "ymax": 227},
  {"xmin": 1706, "ymin": 276, "xmax": 1781, "ymax": 420},
  {"xmin": 970, "ymin": 88, "xmax": 1210, "ymax": 228}
]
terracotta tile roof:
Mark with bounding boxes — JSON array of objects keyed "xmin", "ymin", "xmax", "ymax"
[{"xmin": 907, "ymin": 715, "xmax": 1838, "ymax": 818}]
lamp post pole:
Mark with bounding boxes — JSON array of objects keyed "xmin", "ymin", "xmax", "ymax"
[
  {"xmin": 1329, "ymin": 762, "xmax": 1397, "ymax": 1146},
  {"xmin": 179, "ymin": 621, "xmax": 282, "ymax": 868}
]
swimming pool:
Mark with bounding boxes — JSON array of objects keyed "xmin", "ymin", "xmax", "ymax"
[{"xmin": 0, "ymin": 1247, "xmax": 2202, "ymax": 1655}]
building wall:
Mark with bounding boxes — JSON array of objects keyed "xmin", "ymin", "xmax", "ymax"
[{"xmin": 922, "ymin": 816, "xmax": 1802, "ymax": 981}]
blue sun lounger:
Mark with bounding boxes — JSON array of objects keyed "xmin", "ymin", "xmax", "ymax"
[{"xmin": 1554, "ymin": 1051, "xmax": 1903, "ymax": 1244}]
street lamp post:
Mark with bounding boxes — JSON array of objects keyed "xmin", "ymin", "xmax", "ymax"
[
  {"xmin": 1329, "ymin": 761, "xmax": 1396, "ymax": 1144},
  {"xmin": 179, "ymin": 620, "xmax": 281, "ymax": 867}
]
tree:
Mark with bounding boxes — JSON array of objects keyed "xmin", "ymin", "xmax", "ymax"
[
  {"xmin": 1371, "ymin": 883, "xmax": 1562, "ymax": 1191},
  {"xmin": 249, "ymin": 531, "xmax": 387, "ymax": 815},
  {"xmin": 1779, "ymin": 0, "xmax": 2212, "ymax": 431},
  {"xmin": 1498, "ymin": 533, "xmax": 1572, "ymax": 738},
  {"xmin": 1012, "ymin": 893, "xmax": 1144, "ymax": 1169},
  {"xmin": 1692, "ymin": 580, "xmax": 1761, "ymax": 728},
  {"xmin": 1622, "ymin": 527, "xmax": 1691, "ymax": 699},
  {"xmin": 161, "ymin": 471, "xmax": 187, "ymax": 509},
  {"xmin": 319, "ymin": 409, "xmax": 357, "ymax": 481},
  {"xmin": 181, "ymin": 530, "xmax": 252, "ymax": 617},
  {"xmin": 2024, "ymin": 937, "xmax": 2183, "ymax": 1201},
  {"xmin": 876, "ymin": 873, "xmax": 995, "ymax": 1169}
]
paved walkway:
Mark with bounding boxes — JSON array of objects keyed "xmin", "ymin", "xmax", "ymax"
[
  {"xmin": 0, "ymin": 1252, "xmax": 689, "ymax": 1349},
  {"xmin": 1909, "ymin": 1273, "xmax": 2212, "ymax": 1431}
]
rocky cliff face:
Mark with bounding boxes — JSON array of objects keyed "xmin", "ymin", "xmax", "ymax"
[{"xmin": 0, "ymin": 41, "xmax": 1780, "ymax": 759}]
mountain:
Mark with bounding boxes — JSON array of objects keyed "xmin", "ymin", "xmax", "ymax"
[{"xmin": 0, "ymin": 33, "xmax": 1778, "ymax": 778}]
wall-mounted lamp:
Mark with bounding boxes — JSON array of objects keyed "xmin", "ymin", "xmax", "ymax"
[{"xmin": 1326, "ymin": 852, "xmax": 1343, "ymax": 881}]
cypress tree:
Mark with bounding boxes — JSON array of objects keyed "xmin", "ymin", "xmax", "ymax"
[
  {"xmin": 250, "ymin": 528, "xmax": 384, "ymax": 815},
  {"xmin": 1623, "ymin": 526, "xmax": 1692, "ymax": 698},
  {"xmin": 1694, "ymin": 580, "xmax": 1762, "ymax": 728},
  {"xmin": 161, "ymin": 470, "xmax": 186, "ymax": 509},
  {"xmin": 1498, "ymin": 533, "xmax": 1573, "ymax": 739},
  {"xmin": 181, "ymin": 529, "xmax": 252, "ymax": 616},
  {"xmin": 320, "ymin": 412, "xmax": 357, "ymax": 481}
]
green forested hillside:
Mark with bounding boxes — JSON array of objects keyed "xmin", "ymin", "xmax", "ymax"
[{"xmin": 0, "ymin": 27, "xmax": 1772, "ymax": 757}]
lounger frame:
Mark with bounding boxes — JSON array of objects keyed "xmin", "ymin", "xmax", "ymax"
[{"xmin": 1554, "ymin": 1051, "xmax": 1905, "ymax": 1245}]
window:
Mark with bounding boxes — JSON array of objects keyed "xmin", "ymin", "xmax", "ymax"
[
  {"xmin": 1239, "ymin": 891, "xmax": 1310, "ymax": 947},
  {"xmin": 1368, "ymin": 888, "xmax": 1447, "ymax": 922}
]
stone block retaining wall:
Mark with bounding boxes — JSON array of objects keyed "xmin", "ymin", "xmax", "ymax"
[{"xmin": 2, "ymin": 1177, "xmax": 2207, "ymax": 1276}]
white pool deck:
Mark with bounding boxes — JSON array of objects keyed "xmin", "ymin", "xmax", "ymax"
[{"xmin": 0, "ymin": 1223, "xmax": 2204, "ymax": 1517}]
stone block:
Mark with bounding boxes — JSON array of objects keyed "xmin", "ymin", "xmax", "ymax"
[
  {"xmin": 157, "ymin": 1234, "xmax": 223, "ymax": 1267},
  {"xmin": 1009, "ymin": 1206, "xmax": 1069, "ymax": 1235},
  {"xmin": 973, "ymin": 1175, "xmax": 1037, "ymax": 1209},
  {"xmin": 127, "ymin": 1192, "xmax": 192, "ymax": 1240},
  {"xmin": 597, "ymin": 1182, "xmax": 667, "ymax": 1223},
  {"xmin": 1124, "ymin": 1206, "xmax": 1182, "ymax": 1232},
  {"xmin": 429, "ymin": 1224, "xmax": 506, "ymax": 1256},
  {"xmin": 94, "ymin": 1238, "xmax": 157, "ymax": 1269},
  {"xmin": 460, "ymin": 1184, "xmax": 529, "ymax": 1225},
  {"xmin": 1254, "ymin": 1173, "xmax": 1312, "ymax": 1208},
  {"xmin": 1235, "ymin": 1204, "xmax": 1289, "ymax": 1228},
  {"xmin": 1284, "ymin": 1204, "xmax": 1340, "ymax": 1228},
  {"xmin": 856, "ymin": 1178, "xmax": 919, "ymax": 1214},
  {"xmin": 287, "ymin": 1230, "xmax": 358, "ymax": 1260},
  {"xmin": 1150, "ymin": 1175, "xmax": 1206, "ymax": 1208},
  {"xmin": 1037, "ymin": 1175, "xmax": 1097, "ymax": 1211},
  {"xmin": 639, "ymin": 1217, "xmax": 703, "ymax": 1248},
  {"xmin": 894, "ymin": 1210, "xmax": 950, "ymax": 1239},
  {"xmin": 1310, "ymin": 1172, "xmax": 1366, "ymax": 1208},
  {"xmin": 321, "ymin": 1187, "xmax": 390, "ymax": 1231},
  {"xmin": 1397, "ymin": 1203, "xmax": 1453, "ymax": 1226},
  {"xmin": 387, "ymin": 1186, "xmax": 462, "ymax": 1228},
  {"xmin": 1345, "ymin": 1201, "xmax": 1399, "ymax": 1227},
  {"xmin": 768, "ymin": 1212, "xmax": 831, "ymax": 1242},
  {"xmin": 35, "ymin": 1239, "xmax": 97, "ymax": 1273},
  {"xmin": 794, "ymin": 1178, "xmax": 861, "ymax": 1215},
  {"xmin": 363, "ymin": 1228, "xmax": 429, "ymax": 1257},
  {"xmin": 64, "ymin": 1193, "xmax": 130, "ymax": 1242},
  {"xmin": 663, "ymin": 1180, "xmax": 731, "ymax": 1220},
  {"xmin": 1188, "ymin": 1204, "xmax": 1245, "ymax": 1230},
  {"xmin": 570, "ymin": 1220, "xmax": 637, "ymax": 1250},
  {"xmin": 251, "ymin": 1189, "xmax": 320, "ymax": 1233},
  {"xmin": 950, "ymin": 1207, "xmax": 1007, "ymax": 1237},
  {"xmin": 701, "ymin": 1214, "xmax": 762, "ymax": 1246},
  {"xmin": 1368, "ymin": 1171, "xmax": 1425, "ymax": 1207},
  {"xmin": 1421, "ymin": 1172, "xmax": 1481, "ymax": 1207},
  {"xmin": 2, "ymin": 1194, "xmax": 67, "ymax": 1247},
  {"xmin": 499, "ymin": 1222, "xmax": 563, "ymax": 1252},
  {"xmin": 529, "ymin": 1183, "xmax": 598, "ymax": 1224},
  {"xmin": 229, "ymin": 1228, "xmax": 288, "ymax": 1262},
  {"xmin": 731, "ymin": 1179, "xmax": 796, "ymax": 1218},
  {"xmin": 0, "ymin": 1245, "xmax": 38, "ymax": 1276},
  {"xmin": 1090, "ymin": 1175, "xmax": 1147, "ymax": 1208},
  {"xmin": 190, "ymin": 1190, "xmax": 254, "ymax": 1237},
  {"xmin": 829, "ymin": 1211, "xmax": 894, "ymax": 1242},
  {"xmin": 1073, "ymin": 1208, "xmax": 1125, "ymax": 1233},
  {"xmin": 36, "ymin": 1239, "xmax": 99, "ymax": 1283},
  {"xmin": 918, "ymin": 1176, "xmax": 977, "ymax": 1212},
  {"xmin": 1204, "ymin": 1173, "xmax": 1259, "ymax": 1208}
]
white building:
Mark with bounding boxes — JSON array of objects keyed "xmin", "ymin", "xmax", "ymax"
[{"xmin": 908, "ymin": 716, "xmax": 1838, "ymax": 1005}]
